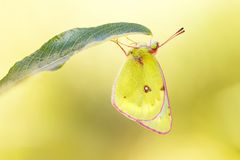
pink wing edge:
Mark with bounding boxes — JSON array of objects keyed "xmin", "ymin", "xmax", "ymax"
[{"xmin": 111, "ymin": 60, "xmax": 172, "ymax": 134}]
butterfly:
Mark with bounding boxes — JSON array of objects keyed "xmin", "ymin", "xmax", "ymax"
[{"xmin": 111, "ymin": 28, "xmax": 185, "ymax": 134}]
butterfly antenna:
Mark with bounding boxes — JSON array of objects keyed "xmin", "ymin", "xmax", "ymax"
[{"xmin": 158, "ymin": 28, "xmax": 185, "ymax": 48}]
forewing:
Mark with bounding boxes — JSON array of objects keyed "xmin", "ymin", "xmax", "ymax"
[{"xmin": 112, "ymin": 53, "xmax": 165, "ymax": 120}]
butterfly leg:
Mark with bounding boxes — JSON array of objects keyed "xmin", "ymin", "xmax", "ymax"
[
  {"xmin": 111, "ymin": 38, "xmax": 139, "ymax": 56},
  {"xmin": 111, "ymin": 39, "xmax": 128, "ymax": 56},
  {"xmin": 114, "ymin": 39, "xmax": 138, "ymax": 48},
  {"xmin": 125, "ymin": 37, "xmax": 138, "ymax": 45}
]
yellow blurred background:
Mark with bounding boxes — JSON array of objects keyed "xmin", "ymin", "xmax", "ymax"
[{"xmin": 0, "ymin": 0, "xmax": 240, "ymax": 159}]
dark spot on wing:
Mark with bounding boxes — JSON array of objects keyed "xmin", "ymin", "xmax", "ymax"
[
  {"xmin": 144, "ymin": 85, "xmax": 151, "ymax": 93},
  {"xmin": 137, "ymin": 57, "xmax": 144, "ymax": 65},
  {"xmin": 160, "ymin": 85, "xmax": 165, "ymax": 91},
  {"xmin": 123, "ymin": 96, "xmax": 126, "ymax": 99}
]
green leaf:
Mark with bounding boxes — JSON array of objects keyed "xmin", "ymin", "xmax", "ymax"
[{"xmin": 0, "ymin": 22, "xmax": 152, "ymax": 93}]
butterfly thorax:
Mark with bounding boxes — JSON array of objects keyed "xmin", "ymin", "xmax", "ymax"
[{"xmin": 129, "ymin": 47, "xmax": 149, "ymax": 58}]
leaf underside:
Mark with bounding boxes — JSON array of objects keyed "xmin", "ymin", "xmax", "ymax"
[{"xmin": 0, "ymin": 22, "xmax": 152, "ymax": 92}]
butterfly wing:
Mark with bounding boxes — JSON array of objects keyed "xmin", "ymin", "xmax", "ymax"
[
  {"xmin": 137, "ymin": 87, "xmax": 172, "ymax": 134},
  {"xmin": 112, "ymin": 50, "xmax": 172, "ymax": 134},
  {"xmin": 112, "ymin": 51, "xmax": 165, "ymax": 121}
]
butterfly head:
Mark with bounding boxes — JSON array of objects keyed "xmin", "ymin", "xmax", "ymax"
[{"xmin": 148, "ymin": 40, "xmax": 159, "ymax": 54}]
